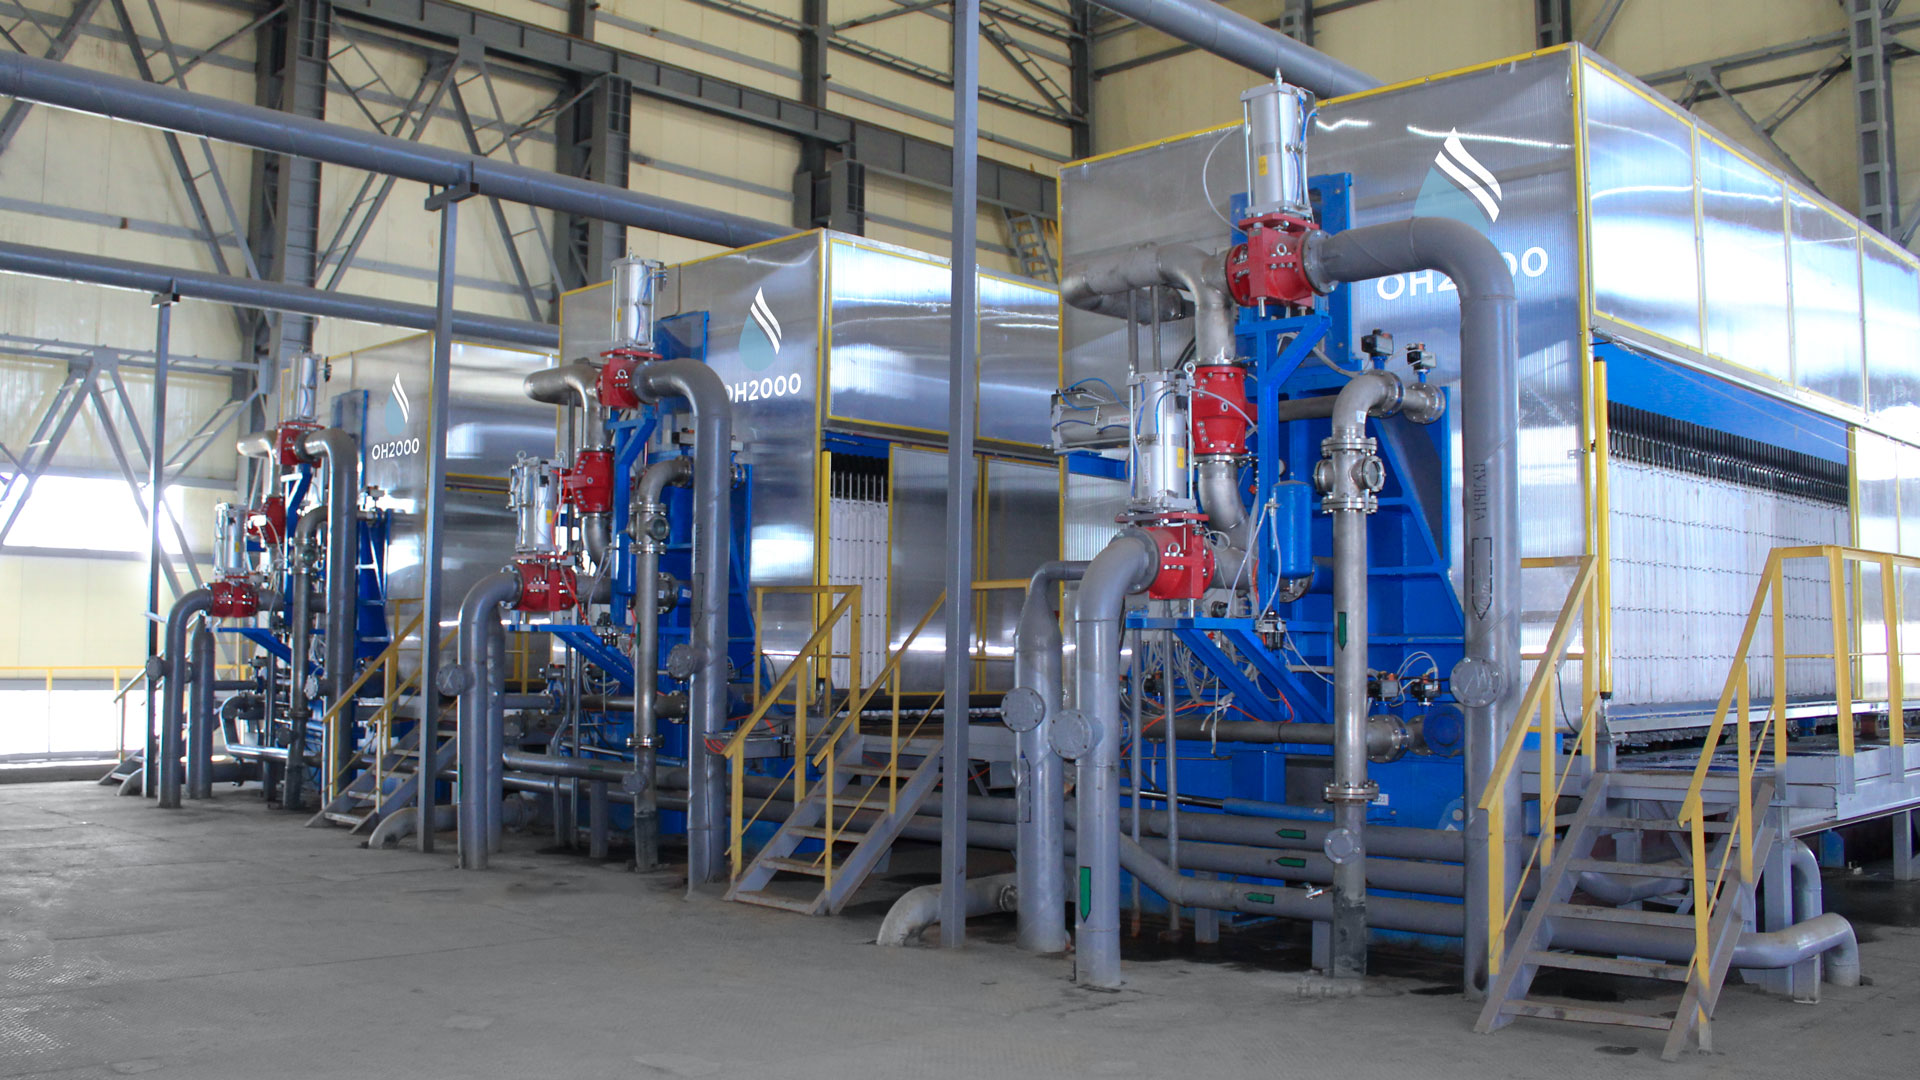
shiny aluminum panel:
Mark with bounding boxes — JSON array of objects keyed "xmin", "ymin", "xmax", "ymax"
[
  {"xmin": 980, "ymin": 458, "xmax": 1062, "ymax": 691},
  {"xmin": 1698, "ymin": 138, "xmax": 1790, "ymax": 382},
  {"xmin": 1584, "ymin": 67, "xmax": 1702, "ymax": 350},
  {"xmin": 1064, "ymin": 471, "xmax": 1129, "ymax": 563},
  {"xmin": 660, "ymin": 233, "xmax": 826, "ymax": 671},
  {"xmin": 1862, "ymin": 235, "xmax": 1920, "ymax": 431},
  {"xmin": 1854, "ymin": 429, "xmax": 1901, "ymax": 700},
  {"xmin": 1789, "ymin": 195, "xmax": 1865, "ymax": 408},
  {"xmin": 889, "ymin": 445, "xmax": 949, "ymax": 691},
  {"xmin": 560, "ymin": 282, "xmax": 616, "ymax": 362},
  {"xmin": 978, "ymin": 276, "xmax": 1059, "ymax": 447}
]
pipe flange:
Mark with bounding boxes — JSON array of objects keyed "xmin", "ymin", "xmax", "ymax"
[
  {"xmin": 665, "ymin": 643, "xmax": 701, "ymax": 681},
  {"xmin": 1049, "ymin": 709, "xmax": 1098, "ymax": 760},
  {"xmin": 1319, "ymin": 433, "xmax": 1375, "ymax": 457},
  {"xmin": 1323, "ymin": 780, "xmax": 1378, "ymax": 804},
  {"xmin": 1323, "ymin": 827, "xmax": 1363, "ymax": 865},
  {"xmin": 435, "ymin": 663, "xmax": 472, "ymax": 696},
  {"xmin": 1450, "ymin": 656, "xmax": 1505, "ymax": 708},
  {"xmin": 1319, "ymin": 493, "xmax": 1377, "ymax": 514},
  {"xmin": 1001, "ymin": 686, "xmax": 1047, "ymax": 733}
]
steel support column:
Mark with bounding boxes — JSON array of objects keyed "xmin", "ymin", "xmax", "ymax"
[
  {"xmin": 419, "ymin": 180, "xmax": 470, "ymax": 854},
  {"xmin": 939, "ymin": 0, "xmax": 980, "ymax": 950},
  {"xmin": 1850, "ymin": 0, "xmax": 1900, "ymax": 234},
  {"xmin": 247, "ymin": 0, "xmax": 330, "ymax": 377},
  {"xmin": 1534, "ymin": 0, "xmax": 1572, "ymax": 47},
  {"xmin": 1066, "ymin": 0, "xmax": 1092, "ymax": 160},
  {"xmin": 142, "ymin": 295, "xmax": 173, "ymax": 800}
]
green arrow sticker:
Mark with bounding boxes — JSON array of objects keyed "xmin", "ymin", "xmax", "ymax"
[
  {"xmin": 1079, "ymin": 866, "xmax": 1092, "ymax": 920},
  {"xmin": 1245, "ymin": 892, "xmax": 1275, "ymax": 905},
  {"xmin": 1336, "ymin": 611, "xmax": 1348, "ymax": 649}
]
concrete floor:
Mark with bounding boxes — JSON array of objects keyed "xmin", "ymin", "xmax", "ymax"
[{"xmin": 4, "ymin": 783, "xmax": 1917, "ymax": 1079}]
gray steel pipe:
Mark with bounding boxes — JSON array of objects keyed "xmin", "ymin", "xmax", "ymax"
[
  {"xmin": 631, "ymin": 361, "xmax": 733, "ymax": 886},
  {"xmin": 1146, "ymin": 713, "xmax": 1405, "ymax": 759},
  {"xmin": 298, "ymin": 428, "xmax": 360, "ymax": 790},
  {"xmin": 1061, "ymin": 243, "xmax": 1236, "ymax": 366},
  {"xmin": 1308, "ymin": 216, "xmax": 1520, "ymax": 997},
  {"xmin": 284, "ymin": 508, "xmax": 325, "ymax": 810},
  {"xmin": 878, "ymin": 873, "xmax": 1020, "ymax": 947},
  {"xmin": 1069, "ymin": 529, "xmax": 1161, "ymax": 988},
  {"xmin": 632, "ymin": 456, "xmax": 694, "ymax": 870},
  {"xmin": 0, "ymin": 239, "xmax": 554, "ymax": 349},
  {"xmin": 1322, "ymin": 368, "xmax": 1401, "ymax": 977},
  {"xmin": 1012, "ymin": 559, "xmax": 1087, "ymax": 954},
  {"xmin": 500, "ymin": 750, "xmax": 634, "ymax": 782},
  {"xmin": 0, "ymin": 53, "xmax": 786, "ymax": 251},
  {"xmin": 1194, "ymin": 456, "xmax": 1250, "ymax": 550},
  {"xmin": 156, "ymin": 588, "xmax": 212, "ymax": 808},
  {"xmin": 1087, "ymin": 0, "xmax": 1380, "ymax": 97},
  {"xmin": 185, "ymin": 621, "xmax": 215, "ymax": 799},
  {"xmin": 1785, "ymin": 839, "xmax": 1861, "ymax": 985},
  {"xmin": 455, "ymin": 571, "xmax": 522, "ymax": 870},
  {"xmin": 524, "ymin": 361, "xmax": 607, "ymax": 456},
  {"xmin": 1550, "ymin": 913, "xmax": 1860, "ymax": 986}
]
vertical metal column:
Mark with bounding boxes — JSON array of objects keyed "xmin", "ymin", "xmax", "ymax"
[
  {"xmin": 1534, "ymin": 0, "xmax": 1572, "ymax": 47},
  {"xmin": 1066, "ymin": 0, "xmax": 1093, "ymax": 161},
  {"xmin": 1849, "ymin": 0, "xmax": 1899, "ymax": 235},
  {"xmin": 143, "ymin": 293, "xmax": 175, "ymax": 798},
  {"xmin": 939, "ymin": 0, "xmax": 981, "ymax": 949},
  {"xmin": 419, "ymin": 180, "xmax": 470, "ymax": 854}
]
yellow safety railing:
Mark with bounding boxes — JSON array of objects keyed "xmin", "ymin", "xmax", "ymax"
[
  {"xmin": 1675, "ymin": 544, "xmax": 1916, "ymax": 984},
  {"xmin": 726, "ymin": 585, "xmax": 863, "ymax": 879},
  {"xmin": 315, "ymin": 612, "xmax": 438, "ymax": 804},
  {"xmin": 1480, "ymin": 554, "xmax": 1601, "ymax": 978},
  {"xmin": 1, "ymin": 664, "xmax": 249, "ymax": 758}
]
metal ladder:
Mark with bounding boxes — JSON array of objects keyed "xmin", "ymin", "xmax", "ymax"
[
  {"xmin": 1476, "ymin": 769, "xmax": 1776, "ymax": 1060},
  {"xmin": 1001, "ymin": 208, "xmax": 1059, "ymax": 283},
  {"xmin": 307, "ymin": 717, "xmax": 451, "ymax": 836},
  {"xmin": 725, "ymin": 732, "xmax": 944, "ymax": 914}
]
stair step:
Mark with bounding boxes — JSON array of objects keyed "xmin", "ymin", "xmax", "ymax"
[
  {"xmin": 837, "ymin": 763, "xmax": 902, "ymax": 778},
  {"xmin": 731, "ymin": 890, "xmax": 820, "ymax": 914},
  {"xmin": 758, "ymin": 856, "xmax": 831, "ymax": 877},
  {"xmin": 322, "ymin": 811, "xmax": 371, "ymax": 826},
  {"xmin": 827, "ymin": 794, "xmax": 889, "ymax": 811},
  {"xmin": 1501, "ymin": 1000, "xmax": 1671, "ymax": 1031},
  {"xmin": 1550, "ymin": 903, "xmax": 1697, "ymax": 929},
  {"xmin": 1588, "ymin": 816, "xmax": 1734, "ymax": 834},
  {"xmin": 789, "ymin": 826, "xmax": 865, "ymax": 843},
  {"xmin": 1569, "ymin": 858, "xmax": 1693, "ymax": 878},
  {"xmin": 1524, "ymin": 950, "xmax": 1691, "ymax": 982}
]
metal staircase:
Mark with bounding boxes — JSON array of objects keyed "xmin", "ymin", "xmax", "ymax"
[
  {"xmin": 726, "ymin": 732, "xmax": 944, "ymax": 914},
  {"xmin": 1001, "ymin": 208, "xmax": 1059, "ymax": 283},
  {"xmin": 1476, "ymin": 770, "xmax": 1776, "ymax": 1060}
]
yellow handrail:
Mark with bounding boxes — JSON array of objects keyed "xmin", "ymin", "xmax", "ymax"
[
  {"xmin": 1673, "ymin": 544, "xmax": 1915, "ymax": 990},
  {"xmin": 1479, "ymin": 553, "xmax": 1600, "ymax": 978}
]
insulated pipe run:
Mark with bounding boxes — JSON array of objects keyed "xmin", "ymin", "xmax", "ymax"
[
  {"xmin": 298, "ymin": 428, "xmax": 360, "ymax": 789},
  {"xmin": 185, "ymin": 621, "xmax": 215, "ymax": 799},
  {"xmin": 455, "ymin": 572, "xmax": 522, "ymax": 870},
  {"xmin": 631, "ymin": 361, "xmax": 733, "ymax": 887},
  {"xmin": 1146, "ymin": 714, "xmax": 1407, "ymax": 759},
  {"xmin": 1012, "ymin": 560, "xmax": 1087, "ymax": 954},
  {"xmin": 156, "ymin": 588, "xmax": 212, "ymax": 808},
  {"xmin": 878, "ymin": 873, "xmax": 1020, "ymax": 946},
  {"xmin": 1061, "ymin": 243, "xmax": 1236, "ymax": 366},
  {"xmin": 1786, "ymin": 839, "xmax": 1860, "ymax": 985},
  {"xmin": 1069, "ymin": 529, "xmax": 1161, "ymax": 988},
  {"xmin": 631, "ymin": 456, "xmax": 694, "ymax": 870},
  {"xmin": 1307, "ymin": 217, "xmax": 1520, "ymax": 998},
  {"xmin": 1083, "ymin": 0, "xmax": 1379, "ymax": 97},
  {"xmin": 0, "ymin": 53, "xmax": 786, "ymax": 250}
]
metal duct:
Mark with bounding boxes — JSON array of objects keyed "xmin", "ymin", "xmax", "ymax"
[
  {"xmin": 1087, "ymin": 0, "xmax": 1380, "ymax": 98},
  {"xmin": 0, "ymin": 240, "xmax": 555, "ymax": 349},
  {"xmin": 0, "ymin": 53, "xmax": 787, "ymax": 250}
]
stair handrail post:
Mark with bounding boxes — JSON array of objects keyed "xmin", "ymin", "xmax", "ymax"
[
  {"xmin": 1828, "ymin": 547, "xmax": 1854, "ymax": 760},
  {"xmin": 1882, "ymin": 553, "xmax": 1904, "ymax": 749},
  {"xmin": 1737, "ymin": 659, "xmax": 1753, "ymax": 881}
]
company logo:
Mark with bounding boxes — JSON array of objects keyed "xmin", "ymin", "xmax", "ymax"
[
  {"xmin": 370, "ymin": 374, "xmax": 421, "ymax": 461},
  {"xmin": 1415, "ymin": 130, "xmax": 1503, "ymax": 230},
  {"xmin": 739, "ymin": 287, "xmax": 784, "ymax": 373}
]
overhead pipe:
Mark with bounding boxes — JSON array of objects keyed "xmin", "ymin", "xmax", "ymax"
[
  {"xmin": 1305, "ymin": 216, "xmax": 1520, "ymax": 997},
  {"xmin": 630, "ymin": 360, "xmax": 734, "ymax": 887},
  {"xmin": 0, "ymin": 239, "xmax": 555, "ymax": 350},
  {"xmin": 1063, "ymin": 529, "xmax": 1161, "ymax": 988},
  {"xmin": 1085, "ymin": 0, "xmax": 1380, "ymax": 98},
  {"xmin": 454, "ymin": 571, "xmax": 523, "ymax": 870},
  {"xmin": 1009, "ymin": 559, "xmax": 1087, "ymax": 954},
  {"xmin": 0, "ymin": 53, "xmax": 787, "ymax": 251},
  {"xmin": 630, "ymin": 456, "xmax": 694, "ymax": 871},
  {"xmin": 297, "ymin": 428, "xmax": 361, "ymax": 790},
  {"xmin": 1062, "ymin": 243, "xmax": 1235, "ymax": 367},
  {"xmin": 155, "ymin": 588, "xmax": 212, "ymax": 808}
]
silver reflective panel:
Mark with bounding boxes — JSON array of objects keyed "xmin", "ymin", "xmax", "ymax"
[
  {"xmin": 981, "ymin": 458, "xmax": 1062, "ymax": 690},
  {"xmin": 1862, "ymin": 234, "xmax": 1920, "ymax": 430},
  {"xmin": 888, "ymin": 445, "xmax": 949, "ymax": 691},
  {"xmin": 1788, "ymin": 194, "xmax": 1865, "ymax": 407},
  {"xmin": 978, "ymin": 275, "xmax": 1059, "ymax": 447},
  {"xmin": 1584, "ymin": 66, "xmax": 1701, "ymax": 350},
  {"xmin": 1697, "ymin": 137, "xmax": 1790, "ymax": 382},
  {"xmin": 826, "ymin": 240, "xmax": 950, "ymax": 434}
]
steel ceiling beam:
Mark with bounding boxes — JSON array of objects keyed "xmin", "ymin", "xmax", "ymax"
[{"xmin": 0, "ymin": 0, "xmax": 103, "ymax": 156}]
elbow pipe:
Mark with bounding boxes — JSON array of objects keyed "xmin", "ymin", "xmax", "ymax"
[
  {"xmin": 1084, "ymin": 0, "xmax": 1379, "ymax": 97},
  {"xmin": 524, "ymin": 361, "xmax": 608, "ymax": 459},
  {"xmin": 1308, "ymin": 216, "xmax": 1520, "ymax": 995},
  {"xmin": 298, "ymin": 428, "xmax": 360, "ymax": 789},
  {"xmin": 1061, "ymin": 243, "xmax": 1235, "ymax": 366},
  {"xmin": 157, "ymin": 588, "xmax": 213, "ymax": 809},
  {"xmin": 1548, "ymin": 912, "xmax": 1860, "ymax": 985},
  {"xmin": 632, "ymin": 360, "xmax": 733, "ymax": 887},
  {"xmin": 235, "ymin": 430, "xmax": 275, "ymax": 459},
  {"xmin": 1786, "ymin": 839, "xmax": 1859, "ymax": 985},
  {"xmin": 1195, "ymin": 457, "xmax": 1250, "ymax": 551},
  {"xmin": 0, "ymin": 53, "xmax": 786, "ymax": 251},
  {"xmin": 878, "ymin": 873, "xmax": 1021, "ymax": 947},
  {"xmin": 455, "ymin": 571, "xmax": 523, "ymax": 870},
  {"xmin": 1013, "ymin": 559, "xmax": 1088, "ymax": 954},
  {"xmin": 1071, "ymin": 530, "xmax": 1162, "ymax": 987}
]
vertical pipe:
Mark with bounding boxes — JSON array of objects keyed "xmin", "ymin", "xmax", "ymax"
[
  {"xmin": 285, "ymin": 508, "xmax": 324, "ymax": 811},
  {"xmin": 157, "ymin": 589, "xmax": 212, "ymax": 809},
  {"xmin": 630, "ymin": 457, "xmax": 691, "ymax": 871},
  {"xmin": 941, "ymin": 0, "xmax": 981, "ymax": 948},
  {"xmin": 456, "ymin": 571, "xmax": 521, "ymax": 869},
  {"xmin": 1011, "ymin": 559, "xmax": 1085, "ymax": 953},
  {"xmin": 301, "ymin": 429, "xmax": 360, "ymax": 794},
  {"xmin": 1129, "ymin": 632, "xmax": 1143, "ymax": 936},
  {"xmin": 187, "ymin": 620, "xmax": 214, "ymax": 799},
  {"xmin": 143, "ymin": 295, "xmax": 172, "ymax": 799},
  {"xmin": 1162, "ymin": 624, "xmax": 1180, "ymax": 937},
  {"xmin": 420, "ymin": 193, "xmax": 459, "ymax": 854}
]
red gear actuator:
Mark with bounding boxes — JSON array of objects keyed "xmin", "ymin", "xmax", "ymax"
[{"xmin": 512, "ymin": 556, "xmax": 579, "ymax": 614}]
